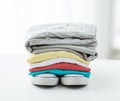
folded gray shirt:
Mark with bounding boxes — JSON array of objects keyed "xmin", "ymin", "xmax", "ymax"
[{"xmin": 25, "ymin": 23, "xmax": 97, "ymax": 61}]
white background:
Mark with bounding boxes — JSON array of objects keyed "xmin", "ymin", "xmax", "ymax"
[{"xmin": 0, "ymin": 0, "xmax": 119, "ymax": 58}]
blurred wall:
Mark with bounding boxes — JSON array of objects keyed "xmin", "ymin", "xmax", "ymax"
[{"xmin": 95, "ymin": 0, "xmax": 114, "ymax": 59}]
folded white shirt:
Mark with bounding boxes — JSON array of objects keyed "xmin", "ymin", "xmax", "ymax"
[{"xmin": 29, "ymin": 58, "xmax": 89, "ymax": 68}]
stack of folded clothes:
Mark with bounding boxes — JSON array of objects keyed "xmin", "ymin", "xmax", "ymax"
[{"xmin": 25, "ymin": 23, "xmax": 97, "ymax": 86}]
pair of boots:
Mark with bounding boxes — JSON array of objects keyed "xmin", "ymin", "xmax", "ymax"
[{"xmin": 30, "ymin": 74, "xmax": 89, "ymax": 86}]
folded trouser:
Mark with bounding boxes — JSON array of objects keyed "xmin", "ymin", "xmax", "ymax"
[{"xmin": 29, "ymin": 69, "xmax": 90, "ymax": 78}]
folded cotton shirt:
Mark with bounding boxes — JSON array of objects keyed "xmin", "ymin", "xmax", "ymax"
[
  {"xmin": 29, "ymin": 62, "xmax": 91, "ymax": 72},
  {"xmin": 25, "ymin": 23, "xmax": 97, "ymax": 61},
  {"xmin": 27, "ymin": 51, "xmax": 90, "ymax": 64}
]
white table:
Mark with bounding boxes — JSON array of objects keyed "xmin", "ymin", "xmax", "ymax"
[{"xmin": 0, "ymin": 54, "xmax": 120, "ymax": 101}]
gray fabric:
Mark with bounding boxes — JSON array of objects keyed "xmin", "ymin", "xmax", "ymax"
[
  {"xmin": 25, "ymin": 23, "xmax": 96, "ymax": 41},
  {"xmin": 25, "ymin": 23, "xmax": 97, "ymax": 61},
  {"xmin": 27, "ymin": 38, "xmax": 97, "ymax": 46}
]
